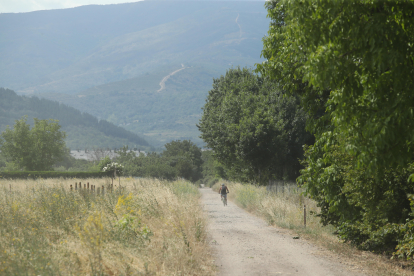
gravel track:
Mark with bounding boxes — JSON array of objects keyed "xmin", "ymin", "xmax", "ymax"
[{"xmin": 200, "ymin": 188, "xmax": 367, "ymax": 276}]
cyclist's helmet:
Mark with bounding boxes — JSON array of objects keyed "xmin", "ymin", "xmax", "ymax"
[{"xmin": 221, "ymin": 183, "xmax": 225, "ymax": 186}]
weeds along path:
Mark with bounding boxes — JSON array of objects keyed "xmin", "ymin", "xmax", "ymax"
[{"xmin": 200, "ymin": 188, "xmax": 366, "ymax": 276}]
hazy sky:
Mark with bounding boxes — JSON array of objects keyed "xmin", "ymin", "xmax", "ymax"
[{"xmin": 0, "ymin": 0, "xmax": 143, "ymax": 13}]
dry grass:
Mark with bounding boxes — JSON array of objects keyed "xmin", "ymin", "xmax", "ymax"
[
  {"xmin": 0, "ymin": 177, "xmax": 215, "ymax": 275},
  {"xmin": 213, "ymin": 181, "xmax": 414, "ymax": 276}
]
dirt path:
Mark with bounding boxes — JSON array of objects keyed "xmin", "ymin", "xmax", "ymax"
[
  {"xmin": 200, "ymin": 188, "xmax": 367, "ymax": 276},
  {"xmin": 157, "ymin": 65, "xmax": 186, "ymax": 92},
  {"xmin": 235, "ymin": 13, "xmax": 242, "ymax": 38}
]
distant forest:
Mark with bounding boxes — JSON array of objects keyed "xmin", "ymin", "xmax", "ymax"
[{"xmin": 0, "ymin": 88, "xmax": 149, "ymax": 149}]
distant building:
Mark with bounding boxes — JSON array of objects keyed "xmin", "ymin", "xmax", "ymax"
[{"xmin": 70, "ymin": 149, "xmax": 146, "ymax": 161}]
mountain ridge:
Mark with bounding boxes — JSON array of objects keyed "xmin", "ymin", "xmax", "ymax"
[
  {"xmin": 0, "ymin": 88, "xmax": 151, "ymax": 150},
  {"xmin": 0, "ymin": 1, "xmax": 269, "ymax": 145}
]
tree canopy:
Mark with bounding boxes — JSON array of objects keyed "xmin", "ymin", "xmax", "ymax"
[
  {"xmin": 0, "ymin": 116, "xmax": 67, "ymax": 171},
  {"xmin": 257, "ymin": 0, "xmax": 414, "ymax": 258},
  {"xmin": 162, "ymin": 140, "xmax": 203, "ymax": 181},
  {"xmin": 198, "ymin": 67, "xmax": 312, "ymax": 184},
  {"xmin": 114, "ymin": 140, "xmax": 203, "ymax": 182},
  {"xmin": 258, "ymin": 0, "xmax": 414, "ymax": 175}
]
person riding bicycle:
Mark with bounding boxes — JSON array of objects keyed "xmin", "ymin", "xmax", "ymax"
[{"xmin": 219, "ymin": 183, "xmax": 229, "ymax": 201}]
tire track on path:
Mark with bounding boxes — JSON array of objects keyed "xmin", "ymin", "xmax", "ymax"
[{"xmin": 200, "ymin": 188, "xmax": 367, "ymax": 276}]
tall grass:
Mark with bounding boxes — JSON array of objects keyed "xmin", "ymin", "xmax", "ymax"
[
  {"xmin": 0, "ymin": 177, "xmax": 214, "ymax": 275},
  {"xmin": 214, "ymin": 182, "xmax": 331, "ymax": 235}
]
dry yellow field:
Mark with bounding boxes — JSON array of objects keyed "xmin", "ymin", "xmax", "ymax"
[{"xmin": 0, "ymin": 177, "xmax": 215, "ymax": 275}]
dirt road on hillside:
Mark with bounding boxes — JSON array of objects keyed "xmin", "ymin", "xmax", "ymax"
[
  {"xmin": 200, "ymin": 188, "xmax": 367, "ymax": 276},
  {"xmin": 157, "ymin": 66, "xmax": 186, "ymax": 92}
]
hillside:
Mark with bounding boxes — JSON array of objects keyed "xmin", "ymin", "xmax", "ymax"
[
  {"xmin": 0, "ymin": 88, "xmax": 151, "ymax": 150},
  {"xmin": 42, "ymin": 65, "xmax": 220, "ymax": 145},
  {"xmin": 0, "ymin": 1, "xmax": 269, "ymax": 145}
]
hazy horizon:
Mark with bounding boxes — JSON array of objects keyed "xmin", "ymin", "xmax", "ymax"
[
  {"xmin": 0, "ymin": 0, "xmax": 264, "ymax": 14},
  {"xmin": 0, "ymin": 0, "xmax": 143, "ymax": 14}
]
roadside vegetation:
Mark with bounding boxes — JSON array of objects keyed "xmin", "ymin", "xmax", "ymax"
[
  {"xmin": 215, "ymin": 181, "xmax": 413, "ymax": 276},
  {"xmin": 198, "ymin": 68, "xmax": 312, "ymax": 184},
  {"xmin": 0, "ymin": 177, "xmax": 214, "ymax": 275},
  {"xmin": 258, "ymin": 0, "xmax": 414, "ymax": 261},
  {"xmin": 0, "ymin": 116, "xmax": 204, "ymax": 184},
  {"xmin": 114, "ymin": 140, "xmax": 203, "ymax": 182}
]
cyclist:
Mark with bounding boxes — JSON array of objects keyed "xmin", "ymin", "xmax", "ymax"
[{"xmin": 219, "ymin": 183, "xmax": 229, "ymax": 203}]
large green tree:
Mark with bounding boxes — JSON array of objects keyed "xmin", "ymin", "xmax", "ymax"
[
  {"xmin": 257, "ymin": 0, "xmax": 414, "ymax": 257},
  {"xmin": 258, "ymin": 0, "xmax": 414, "ymax": 175},
  {"xmin": 163, "ymin": 140, "xmax": 203, "ymax": 181},
  {"xmin": 198, "ymin": 68, "xmax": 311, "ymax": 184},
  {"xmin": 114, "ymin": 141, "xmax": 203, "ymax": 182},
  {"xmin": 0, "ymin": 116, "xmax": 67, "ymax": 171}
]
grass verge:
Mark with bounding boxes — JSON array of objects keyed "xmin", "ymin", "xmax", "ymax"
[
  {"xmin": 0, "ymin": 177, "xmax": 214, "ymax": 275},
  {"xmin": 213, "ymin": 181, "xmax": 414, "ymax": 276}
]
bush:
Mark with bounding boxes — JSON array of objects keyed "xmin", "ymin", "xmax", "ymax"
[{"xmin": 300, "ymin": 141, "xmax": 414, "ymax": 256}]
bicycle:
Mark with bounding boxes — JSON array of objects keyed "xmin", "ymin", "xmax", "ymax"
[{"xmin": 221, "ymin": 192, "xmax": 228, "ymax": 206}]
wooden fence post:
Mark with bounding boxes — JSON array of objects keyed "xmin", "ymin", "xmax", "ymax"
[{"xmin": 304, "ymin": 205, "xmax": 307, "ymax": 228}]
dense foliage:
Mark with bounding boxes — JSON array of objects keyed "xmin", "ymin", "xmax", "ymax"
[
  {"xmin": 198, "ymin": 68, "xmax": 312, "ymax": 184},
  {"xmin": 198, "ymin": 150, "xmax": 227, "ymax": 187},
  {"xmin": 258, "ymin": 1, "xmax": 414, "ymax": 176},
  {"xmin": 258, "ymin": 0, "xmax": 414, "ymax": 258},
  {"xmin": 115, "ymin": 140, "xmax": 203, "ymax": 182},
  {"xmin": 0, "ymin": 116, "xmax": 67, "ymax": 171}
]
